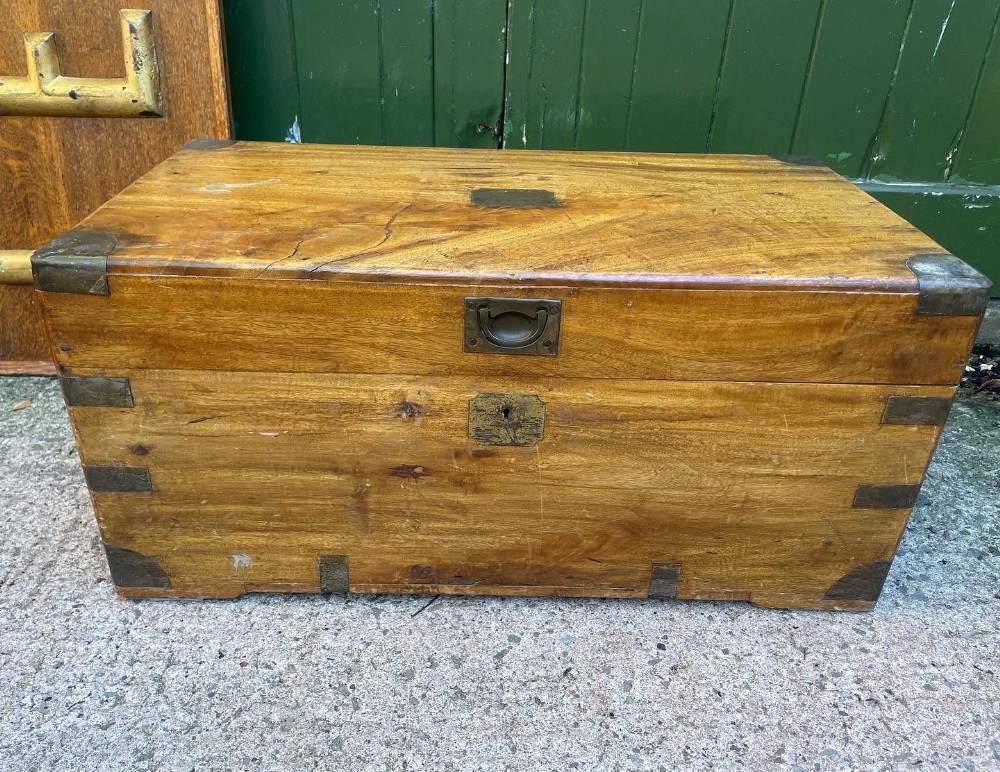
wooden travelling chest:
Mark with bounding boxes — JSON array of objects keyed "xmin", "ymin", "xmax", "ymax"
[{"xmin": 33, "ymin": 141, "xmax": 990, "ymax": 610}]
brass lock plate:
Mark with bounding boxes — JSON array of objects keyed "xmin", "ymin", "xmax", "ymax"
[
  {"xmin": 469, "ymin": 393, "xmax": 546, "ymax": 447},
  {"xmin": 464, "ymin": 297, "xmax": 561, "ymax": 356}
]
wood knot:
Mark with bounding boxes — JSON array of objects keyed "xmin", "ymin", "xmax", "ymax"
[
  {"xmin": 392, "ymin": 464, "xmax": 427, "ymax": 479},
  {"xmin": 130, "ymin": 443, "xmax": 151, "ymax": 456},
  {"xmin": 411, "ymin": 565, "xmax": 436, "ymax": 579},
  {"xmin": 393, "ymin": 401, "xmax": 423, "ymax": 420}
]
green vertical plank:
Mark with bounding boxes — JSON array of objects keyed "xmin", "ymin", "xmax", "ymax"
[
  {"xmin": 869, "ymin": 0, "xmax": 1000, "ymax": 182},
  {"xmin": 626, "ymin": 1, "xmax": 731, "ymax": 153},
  {"xmin": 287, "ymin": 0, "xmax": 499, "ymax": 148},
  {"xmin": 504, "ymin": 0, "xmax": 587, "ymax": 149},
  {"xmin": 791, "ymin": 0, "xmax": 911, "ymax": 178},
  {"xmin": 952, "ymin": 17, "xmax": 1000, "ymax": 184},
  {"xmin": 291, "ymin": 0, "xmax": 382, "ymax": 144},
  {"xmin": 379, "ymin": 2, "xmax": 435, "ymax": 146},
  {"xmin": 574, "ymin": 0, "xmax": 642, "ymax": 150},
  {"xmin": 709, "ymin": 0, "xmax": 822, "ymax": 155},
  {"xmin": 433, "ymin": 0, "xmax": 508, "ymax": 147},
  {"xmin": 502, "ymin": 0, "xmax": 533, "ymax": 148},
  {"xmin": 222, "ymin": 0, "xmax": 301, "ymax": 142}
]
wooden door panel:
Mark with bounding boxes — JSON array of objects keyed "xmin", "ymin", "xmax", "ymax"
[{"xmin": 0, "ymin": 0, "xmax": 229, "ymax": 370}]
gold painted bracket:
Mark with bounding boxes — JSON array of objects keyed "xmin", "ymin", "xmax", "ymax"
[{"xmin": 0, "ymin": 9, "xmax": 162, "ymax": 117}]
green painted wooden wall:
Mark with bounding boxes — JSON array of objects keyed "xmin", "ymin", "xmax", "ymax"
[
  {"xmin": 223, "ymin": 0, "xmax": 1000, "ymax": 290},
  {"xmin": 224, "ymin": 0, "xmax": 506, "ymax": 148}
]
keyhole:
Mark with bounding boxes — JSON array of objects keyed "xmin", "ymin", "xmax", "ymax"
[{"xmin": 501, "ymin": 406, "xmax": 511, "ymax": 423}]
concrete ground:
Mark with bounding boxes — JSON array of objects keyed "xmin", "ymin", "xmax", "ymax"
[{"xmin": 0, "ymin": 376, "xmax": 997, "ymax": 772}]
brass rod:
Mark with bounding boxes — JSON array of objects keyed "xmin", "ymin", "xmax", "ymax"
[{"xmin": 0, "ymin": 250, "xmax": 34, "ymax": 285}]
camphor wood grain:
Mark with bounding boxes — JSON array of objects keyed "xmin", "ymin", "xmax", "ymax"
[
  {"xmin": 40, "ymin": 276, "xmax": 977, "ymax": 386},
  {"xmin": 68, "ymin": 368, "xmax": 951, "ymax": 607},
  {"xmin": 0, "ymin": 285, "xmax": 49, "ymax": 362},
  {"xmin": 82, "ymin": 141, "xmax": 944, "ymax": 290}
]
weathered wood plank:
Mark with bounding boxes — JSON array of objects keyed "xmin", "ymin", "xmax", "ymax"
[
  {"xmin": 952, "ymin": 13, "xmax": 1000, "ymax": 185},
  {"xmin": 503, "ymin": 0, "xmax": 587, "ymax": 149},
  {"xmin": 572, "ymin": 0, "xmax": 645, "ymax": 150},
  {"xmin": 709, "ymin": 0, "xmax": 822, "ymax": 154},
  {"xmin": 626, "ymin": 0, "xmax": 731, "ymax": 152},
  {"xmin": 433, "ymin": 0, "xmax": 507, "ymax": 147},
  {"xmin": 869, "ymin": 0, "xmax": 1000, "ymax": 182},
  {"xmin": 792, "ymin": 0, "xmax": 912, "ymax": 178}
]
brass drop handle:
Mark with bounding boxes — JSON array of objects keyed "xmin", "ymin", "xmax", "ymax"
[
  {"xmin": 477, "ymin": 304, "xmax": 549, "ymax": 349},
  {"xmin": 0, "ymin": 9, "xmax": 162, "ymax": 118},
  {"xmin": 463, "ymin": 297, "xmax": 562, "ymax": 356}
]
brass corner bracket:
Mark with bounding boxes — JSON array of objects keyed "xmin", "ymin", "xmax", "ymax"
[{"xmin": 0, "ymin": 9, "xmax": 163, "ymax": 118}]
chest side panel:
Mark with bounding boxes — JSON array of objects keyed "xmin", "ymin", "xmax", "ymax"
[{"xmin": 67, "ymin": 368, "xmax": 951, "ymax": 609}]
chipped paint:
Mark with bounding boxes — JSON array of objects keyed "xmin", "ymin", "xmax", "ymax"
[
  {"xmin": 231, "ymin": 554, "xmax": 252, "ymax": 571},
  {"xmin": 285, "ymin": 115, "xmax": 301, "ymax": 143},
  {"xmin": 932, "ymin": 0, "xmax": 956, "ymax": 59}
]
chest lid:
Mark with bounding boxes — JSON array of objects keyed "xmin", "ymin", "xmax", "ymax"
[
  {"xmin": 30, "ymin": 140, "xmax": 988, "ymax": 296},
  {"xmin": 33, "ymin": 141, "xmax": 989, "ymax": 387}
]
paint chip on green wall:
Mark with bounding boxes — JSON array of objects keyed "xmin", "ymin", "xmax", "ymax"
[{"xmin": 286, "ymin": 116, "xmax": 301, "ymax": 144}]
